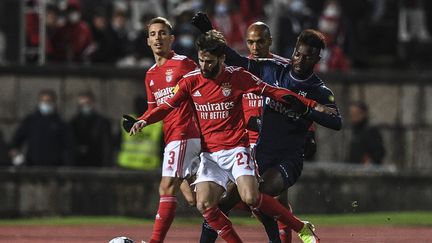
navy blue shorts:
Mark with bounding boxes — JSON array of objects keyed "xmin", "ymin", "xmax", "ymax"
[{"xmin": 255, "ymin": 148, "xmax": 303, "ymax": 190}]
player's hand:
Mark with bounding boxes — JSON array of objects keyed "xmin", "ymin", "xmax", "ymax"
[
  {"xmin": 246, "ymin": 116, "xmax": 261, "ymax": 132},
  {"xmin": 191, "ymin": 12, "xmax": 213, "ymax": 33},
  {"xmin": 129, "ymin": 120, "xmax": 147, "ymax": 136},
  {"xmin": 122, "ymin": 114, "xmax": 137, "ymax": 133},
  {"xmin": 314, "ymin": 104, "xmax": 337, "ymax": 115},
  {"xmin": 282, "ymin": 95, "xmax": 310, "ymax": 116}
]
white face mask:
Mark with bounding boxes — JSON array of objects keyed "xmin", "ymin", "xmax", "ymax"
[
  {"xmin": 179, "ymin": 35, "xmax": 194, "ymax": 48},
  {"xmin": 68, "ymin": 11, "xmax": 81, "ymax": 23},
  {"xmin": 39, "ymin": 102, "xmax": 55, "ymax": 115}
]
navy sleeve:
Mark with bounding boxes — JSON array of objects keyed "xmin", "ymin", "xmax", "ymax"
[
  {"xmin": 224, "ymin": 45, "xmax": 263, "ymax": 76},
  {"xmin": 306, "ymin": 87, "xmax": 342, "ymax": 130}
]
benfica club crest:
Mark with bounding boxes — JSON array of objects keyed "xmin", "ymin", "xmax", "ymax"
[
  {"xmin": 165, "ymin": 69, "xmax": 173, "ymax": 82},
  {"xmin": 221, "ymin": 82, "xmax": 232, "ymax": 97}
]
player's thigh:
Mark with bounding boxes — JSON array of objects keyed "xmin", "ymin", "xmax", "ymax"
[
  {"xmin": 259, "ymin": 167, "xmax": 286, "ymax": 197},
  {"xmin": 236, "ymin": 175, "xmax": 259, "ymax": 206},
  {"xmin": 162, "ymin": 138, "xmax": 201, "ymax": 178},
  {"xmin": 180, "ymin": 179, "xmax": 196, "ymax": 206},
  {"xmin": 195, "ymin": 181, "xmax": 225, "ymax": 213}
]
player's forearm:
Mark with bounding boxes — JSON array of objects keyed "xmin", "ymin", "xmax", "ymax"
[
  {"xmin": 262, "ymin": 84, "xmax": 317, "ymax": 108},
  {"xmin": 224, "ymin": 45, "xmax": 249, "ymax": 69},
  {"xmin": 138, "ymin": 102, "xmax": 173, "ymax": 124},
  {"xmin": 307, "ymin": 109, "xmax": 342, "ymax": 130}
]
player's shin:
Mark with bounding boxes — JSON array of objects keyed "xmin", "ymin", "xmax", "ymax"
[
  {"xmin": 253, "ymin": 210, "xmax": 282, "ymax": 243},
  {"xmin": 149, "ymin": 195, "xmax": 177, "ymax": 243},
  {"xmin": 202, "ymin": 207, "xmax": 243, "ymax": 243},
  {"xmin": 251, "ymin": 193, "xmax": 304, "ymax": 233}
]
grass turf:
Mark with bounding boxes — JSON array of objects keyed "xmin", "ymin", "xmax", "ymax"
[{"xmin": 1, "ymin": 212, "xmax": 432, "ymax": 226}]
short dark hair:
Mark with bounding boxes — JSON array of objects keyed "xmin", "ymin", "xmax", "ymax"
[
  {"xmin": 78, "ymin": 90, "xmax": 95, "ymax": 101},
  {"xmin": 38, "ymin": 89, "xmax": 57, "ymax": 102},
  {"xmin": 296, "ymin": 29, "xmax": 326, "ymax": 50},
  {"xmin": 351, "ymin": 101, "xmax": 368, "ymax": 113},
  {"xmin": 147, "ymin": 17, "xmax": 173, "ymax": 34},
  {"xmin": 195, "ymin": 30, "xmax": 226, "ymax": 57}
]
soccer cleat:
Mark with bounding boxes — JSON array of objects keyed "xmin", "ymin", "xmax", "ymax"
[{"xmin": 298, "ymin": 221, "xmax": 320, "ymax": 243}]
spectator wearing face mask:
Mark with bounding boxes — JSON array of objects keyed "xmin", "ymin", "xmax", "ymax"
[
  {"xmin": 172, "ymin": 10, "xmax": 200, "ymax": 62},
  {"xmin": 9, "ymin": 89, "xmax": 74, "ymax": 166},
  {"xmin": 50, "ymin": 0, "xmax": 94, "ymax": 63},
  {"xmin": 69, "ymin": 91, "xmax": 113, "ymax": 167}
]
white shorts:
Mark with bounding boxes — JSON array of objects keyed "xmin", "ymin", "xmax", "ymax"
[
  {"xmin": 194, "ymin": 147, "xmax": 256, "ymax": 190},
  {"xmin": 162, "ymin": 138, "xmax": 201, "ymax": 178}
]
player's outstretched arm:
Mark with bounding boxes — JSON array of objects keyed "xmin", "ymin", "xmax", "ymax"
[{"xmin": 191, "ymin": 12, "xmax": 261, "ymax": 74}]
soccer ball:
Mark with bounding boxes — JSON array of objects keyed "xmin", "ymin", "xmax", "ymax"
[{"xmin": 108, "ymin": 236, "xmax": 134, "ymax": 243}]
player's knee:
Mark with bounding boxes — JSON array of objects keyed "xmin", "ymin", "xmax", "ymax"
[
  {"xmin": 259, "ymin": 182, "xmax": 280, "ymax": 197},
  {"xmin": 240, "ymin": 192, "xmax": 259, "ymax": 206},
  {"xmin": 196, "ymin": 200, "xmax": 214, "ymax": 214}
]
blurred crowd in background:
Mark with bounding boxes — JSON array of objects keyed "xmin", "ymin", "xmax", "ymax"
[{"xmin": 0, "ymin": 0, "xmax": 432, "ymax": 70}]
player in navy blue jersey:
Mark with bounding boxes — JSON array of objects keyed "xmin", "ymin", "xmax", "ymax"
[{"xmin": 192, "ymin": 13, "xmax": 342, "ymax": 243}]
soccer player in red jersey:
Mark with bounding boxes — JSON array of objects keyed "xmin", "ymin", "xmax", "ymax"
[
  {"xmin": 131, "ymin": 30, "xmax": 331, "ymax": 243},
  {"xmin": 143, "ymin": 17, "xmax": 201, "ymax": 243}
]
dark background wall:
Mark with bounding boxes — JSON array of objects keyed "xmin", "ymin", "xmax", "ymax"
[{"xmin": 1, "ymin": 165, "xmax": 431, "ymax": 217}]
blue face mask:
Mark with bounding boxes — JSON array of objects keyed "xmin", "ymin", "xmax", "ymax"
[
  {"xmin": 215, "ymin": 3, "xmax": 228, "ymax": 15},
  {"xmin": 179, "ymin": 35, "xmax": 194, "ymax": 48},
  {"xmin": 39, "ymin": 102, "xmax": 55, "ymax": 115},
  {"xmin": 80, "ymin": 105, "xmax": 93, "ymax": 115}
]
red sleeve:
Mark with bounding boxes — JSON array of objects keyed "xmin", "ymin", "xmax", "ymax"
[
  {"xmin": 144, "ymin": 75, "xmax": 157, "ymax": 111},
  {"xmin": 239, "ymin": 70, "xmax": 317, "ymax": 107},
  {"xmin": 138, "ymin": 103, "xmax": 173, "ymax": 124},
  {"xmin": 138, "ymin": 78, "xmax": 190, "ymax": 124}
]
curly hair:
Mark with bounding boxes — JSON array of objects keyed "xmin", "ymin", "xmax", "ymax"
[{"xmin": 195, "ymin": 30, "xmax": 226, "ymax": 57}]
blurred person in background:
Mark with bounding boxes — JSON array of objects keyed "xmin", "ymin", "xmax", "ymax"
[
  {"xmin": 347, "ymin": 101, "xmax": 385, "ymax": 165},
  {"xmin": 111, "ymin": 8, "xmax": 134, "ymax": 66},
  {"xmin": 209, "ymin": 0, "xmax": 247, "ymax": 54},
  {"xmin": 70, "ymin": 91, "xmax": 112, "ymax": 167},
  {"xmin": 45, "ymin": 4, "xmax": 61, "ymax": 62},
  {"xmin": 172, "ymin": 10, "xmax": 201, "ymax": 62},
  {"xmin": 89, "ymin": 8, "xmax": 120, "ymax": 64},
  {"xmin": 398, "ymin": 0, "xmax": 431, "ymax": 67},
  {"xmin": 9, "ymin": 89, "xmax": 74, "ymax": 167},
  {"xmin": 315, "ymin": 0, "xmax": 351, "ymax": 72},
  {"xmin": 0, "ymin": 29, "xmax": 5, "ymax": 65},
  {"xmin": 0, "ymin": 129, "xmax": 10, "ymax": 166},
  {"xmin": 50, "ymin": 0, "xmax": 93, "ymax": 63}
]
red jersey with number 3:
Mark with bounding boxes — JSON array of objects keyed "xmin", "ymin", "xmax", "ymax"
[
  {"xmin": 150, "ymin": 65, "xmax": 315, "ymax": 152},
  {"xmin": 143, "ymin": 51, "xmax": 200, "ymax": 144}
]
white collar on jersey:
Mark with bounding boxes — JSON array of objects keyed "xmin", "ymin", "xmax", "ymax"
[{"xmin": 289, "ymin": 71, "xmax": 313, "ymax": 82}]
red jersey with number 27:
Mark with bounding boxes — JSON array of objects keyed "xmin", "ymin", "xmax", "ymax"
[
  {"xmin": 141, "ymin": 65, "xmax": 317, "ymax": 152},
  {"xmin": 141, "ymin": 52, "xmax": 200, "ymax": 144}
]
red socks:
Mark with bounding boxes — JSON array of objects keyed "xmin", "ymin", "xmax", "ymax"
[
  {"xmin": 252, "ymin": 193, "xmax": 304, "ymax": 232},
  {"xmin": 278, "ymin": 220, "xmax": 292, "ymax": 243},
  {"xmin": 149, "ymin": 195, "xmax": 177, "ymax": 243},
  {"xmin": 278, "ymin": 203, "xmax": 293, "ymax": 243},
  {"xmin": 203, "ymin": 207, "xmax": 243, "ymax": 243}
]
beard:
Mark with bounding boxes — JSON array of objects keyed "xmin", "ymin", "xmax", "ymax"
[{"xmin": 201, "ymin": 61, "xmax": 221, "ymax": 79}]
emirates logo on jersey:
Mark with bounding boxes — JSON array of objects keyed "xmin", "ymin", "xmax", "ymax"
[
  {"xmin": 221, "ymin": 82, "xmax": 232, "ymax": 97},
  {"xmin": 165, "ymin": 69, "xmax": 173, "ymax": 82}
]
